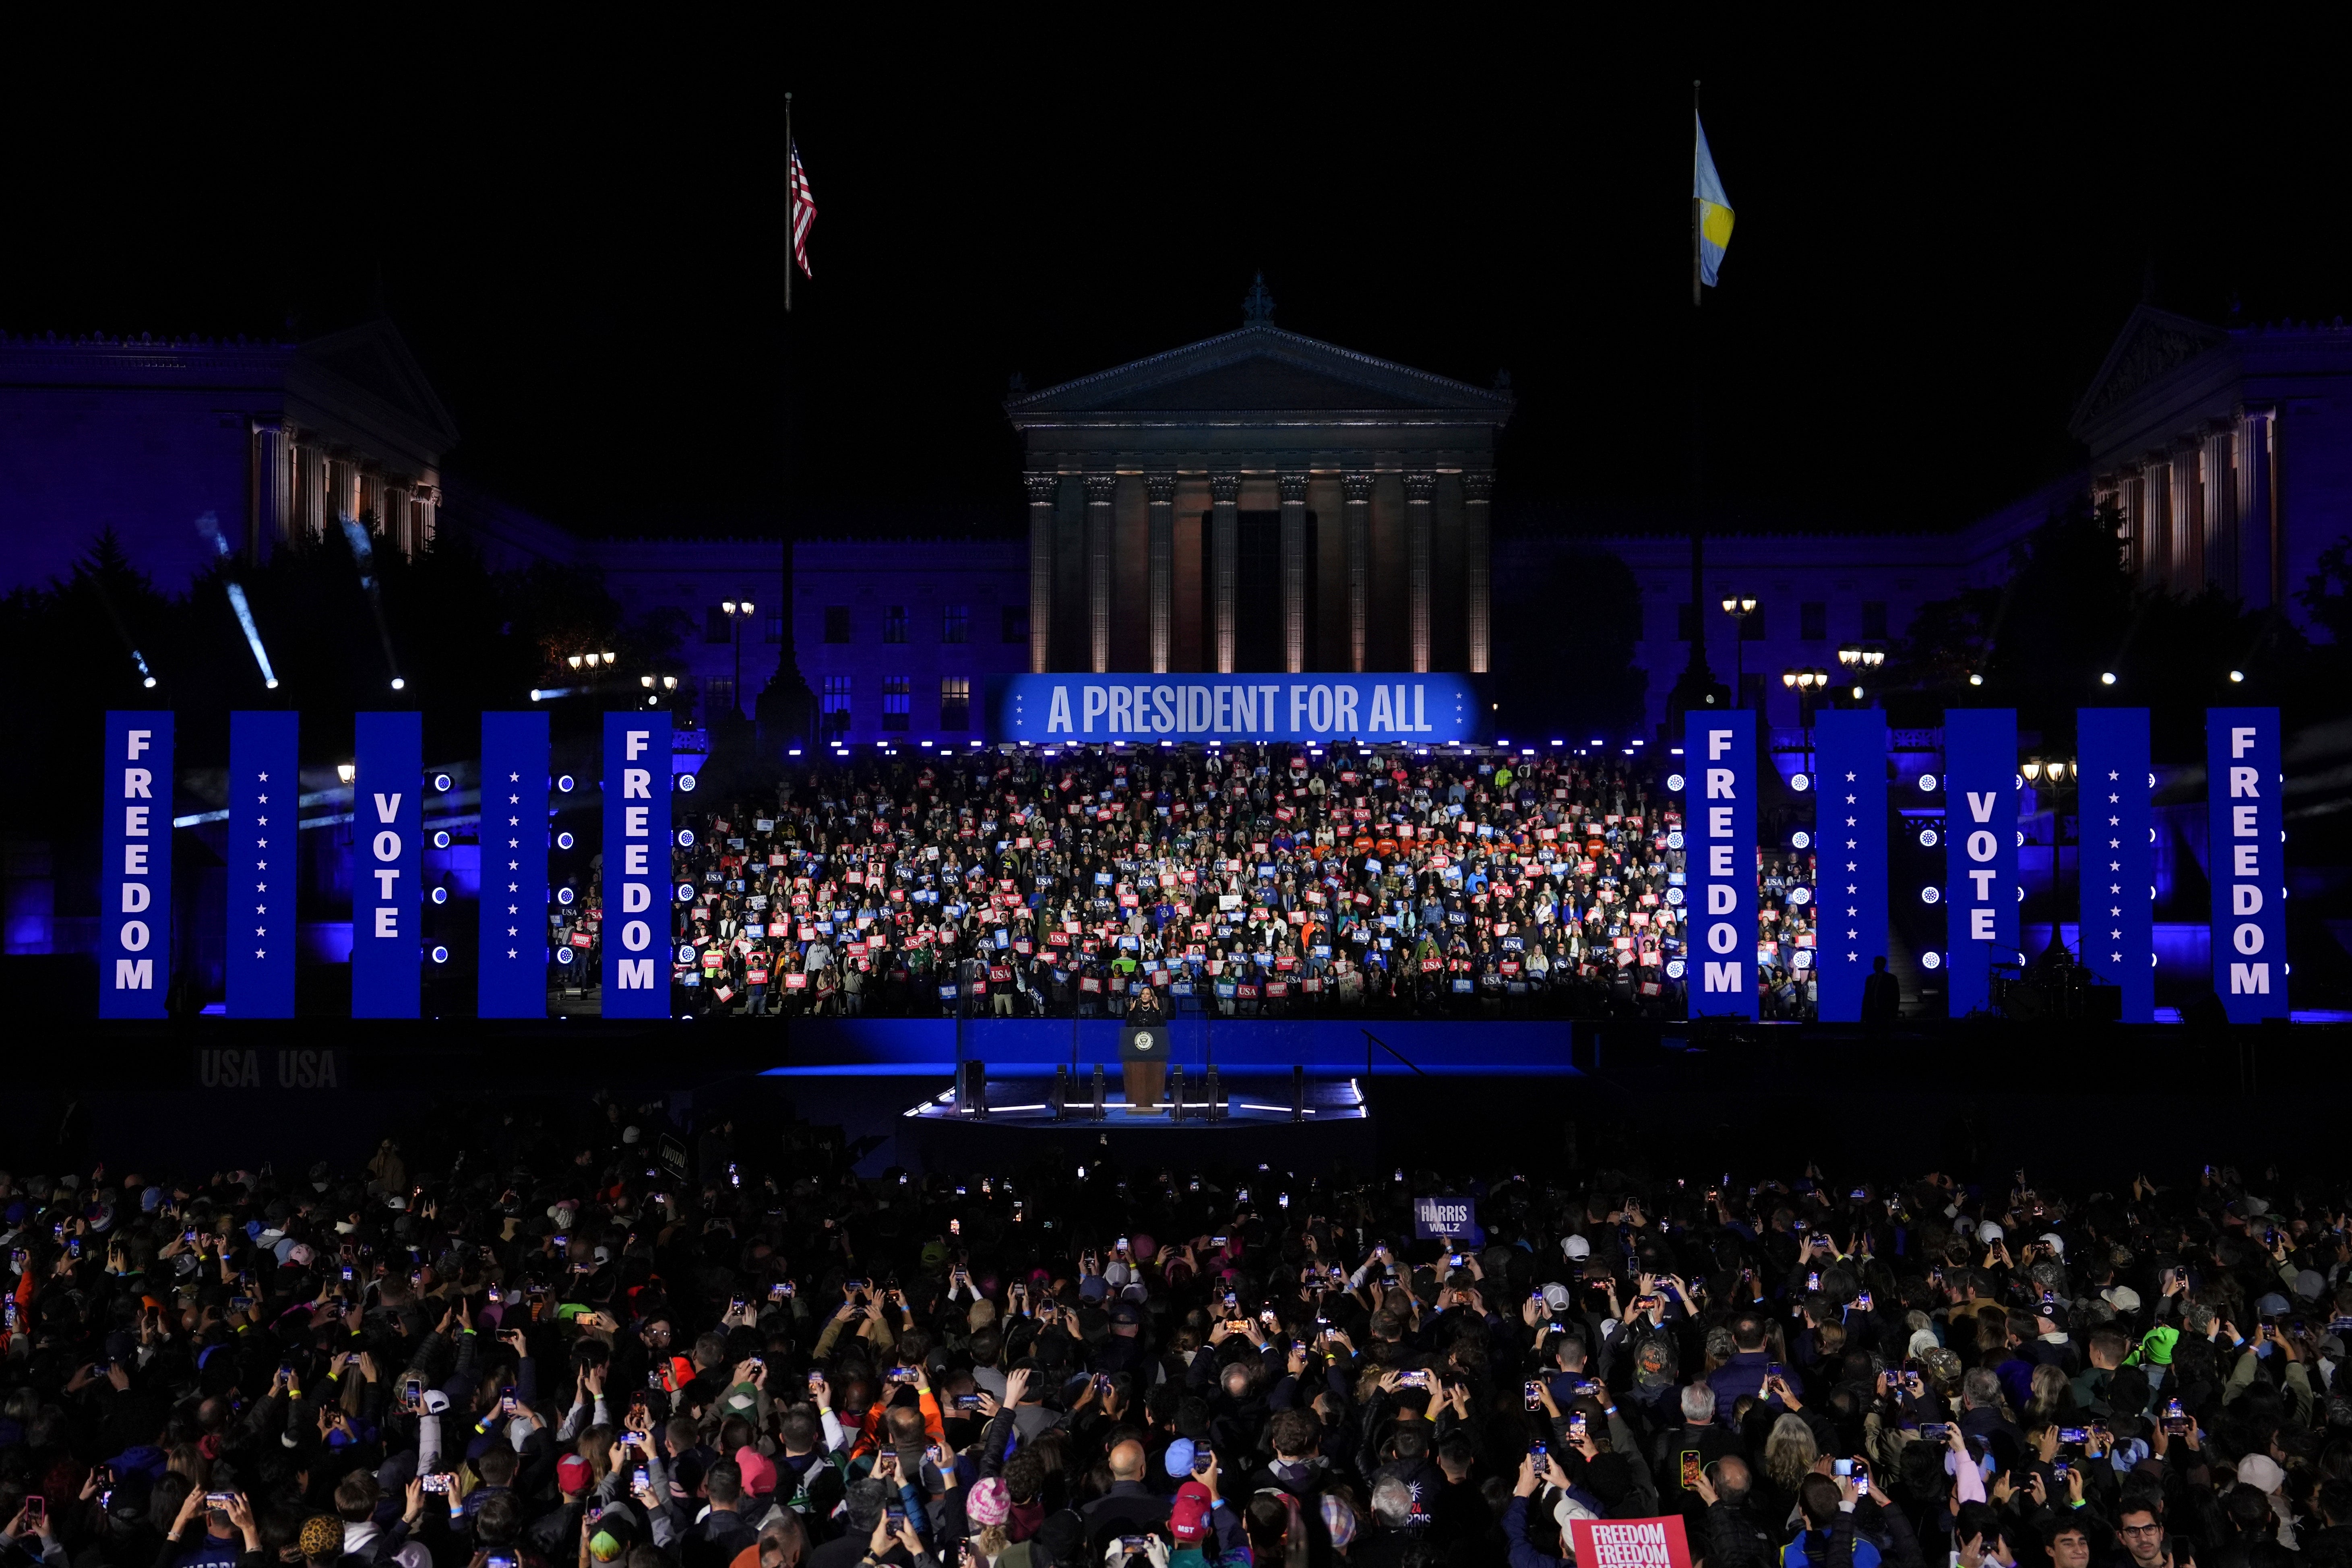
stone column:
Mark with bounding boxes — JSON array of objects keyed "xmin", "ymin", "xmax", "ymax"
[
  {"xmin": 1210, "ymin": 473, "xmax": 1241, "ymax": 673},
  {"xmin": 2237, "ymin": 409, "xmax": 2276, "ymax": 609},
  {"xmin": 2201, "ymin": 422, "xmax": 2236, "ymax": 596},
  {"xmin": 413, "ymin": 484, "xmax": 438, "ymax": 549},
  {"xmin": 327, "ymin": 454, "xmax": 359, "ymax": 527},
  {"xmin": 1278, "ymin": 471, "xmax": 1309, "ymax": 672},
  {"xmin": 1025, "ymin": 471, "xmax": 1056, "ymax": 673},
  {"xmin": 1342, "ymin": 472, "xmax": 1373, "ymax": 672},
  {"xmin": 1463, "ymin": 470, "xmax": 1493, "ymax": 673},
  {"xmin": 1084, "ymin": 472, "xmax": 1117, "ymax": 674},
  {"xmin": 1146, "ymin": 472, "xmax": 1176, "ymax": 673},
  {"xmin": 296, "ymin": 439, "xmax": 328, "ymax": 539},
  {"xmin": 358, "ymin": 467, "xmax": 386, "ymax": 535},
  {"xmin": 253, "ymin": 419, "xmax": 291, "ymax": 552},
  {"xmin": 2171, "ymin": 438, "xmax": 2202, "ymax": 587},
  {"xmin": 1405, "ymin": 471, "xmax": 1437, "ymax": 673},
  {"xmin": 2139, "ymin": 454, "xmax": 2171, "ymax": 589}
]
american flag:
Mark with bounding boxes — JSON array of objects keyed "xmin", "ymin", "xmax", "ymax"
[{"xmin": 788, "ymin": 139, "xmax": 816, "ymax": 277}]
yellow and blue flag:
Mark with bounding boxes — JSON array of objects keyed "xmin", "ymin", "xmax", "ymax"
[{"xmin": 1694, "ymin": 111, "xmax": 1734, "ymax": 287}]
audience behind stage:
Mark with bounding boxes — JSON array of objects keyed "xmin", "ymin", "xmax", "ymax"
[
  {"xmin": 545, "ymin": 745, "xmax": 1821, "ymax": 1021},
  {"xmin": 0, "ymin": 1119, "xmax": 2340, "ymax": 1568}
]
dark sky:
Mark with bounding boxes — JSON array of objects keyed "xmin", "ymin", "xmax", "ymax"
[{"xmin": 6, "ymin": 20, "xmax": 2346, "ymax": 540}]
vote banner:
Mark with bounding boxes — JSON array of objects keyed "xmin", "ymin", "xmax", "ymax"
[
  {"xmin": 2078, "ymin": 707, "xmax": 2153, "ymax": 1022},
  {"xmin": 479, "ymin": 711, "xmax": 550, "ymax": 1018},
  {"xmin": 351, "ymin": 711, "xmax": 422, "ymax": 1018},
  {"xmin": 1813, "ymin": 709, "xmax": 1888, "ymax": 1023},
  {"xmin": 601, "ymin": 712, "xmax": 672, "ymax": 1018},
  {"xmin": 1411, "ymin": 1195, "xmax": 1478, "ymax": 1241},
  {"xmin": 101, "ymin": 711, "xmax": 173, "ymax": 1017},
  {"xmin": 983, "ymin": 673, "xmax": 1484, "ymax": 743},
  {"xmin": 2209, "ymin": 707, "xmax": 2287, "ymax": 1020},
  {"xmin": 228, "ymin": 711, "xmax": 298, "ymax": 1017},
  {"xmin": 1943, "ymin": 709, "xmax": 2019, "ymax": 1016},
  {"xmin": 1681, "ymin": 709, "xmax": 1756, "ymax": 1018},
  {"xmin": 1567, "ymin": 1516, "xmax": 1693, "ymax": 1568}
]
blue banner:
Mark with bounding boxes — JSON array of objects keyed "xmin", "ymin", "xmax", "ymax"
[
  {"xmin": 1812, "ymin": 709, "xmax": 1888, "ymax": 1022},
  {"xmin": 2209, "ymin": 707, "xmax": 2287, "ymax": 1020},
  {"xmin": 982, "ymin": 673, "xmax": 1485, "ymax": 743},
  {"xmin": 101, "ymin": 711, "xmax": 172, "ymax": 1017},
  {"xmin": 1943, "ymin": 709, "xmax": 2019, "ymax": 1016},
  {"xmin": 479, "ymin": 711, "xmax": 550, "ymax": 1018},
  {"xmin": 601, "ymin": 712, "xmax": 672, "ymax": 1018},
  {"xmin": 2078, "ymin": 707, "xmax": 2154, "ymax": 1023},
  {"xmin": 228, "ymin": 711, "xmax": 298, "ymax": 1018},
  {"xmin": 352, "ymin": 711, "xmax": 422, "ymax": 1018},
  {"xmin": 1681, "ymin": 709, "xmax": 1757, "ymax": 1018},
  {"xmin": 1411, "ymin": 1196, "xmax": 1479, "ymax": 1241}
]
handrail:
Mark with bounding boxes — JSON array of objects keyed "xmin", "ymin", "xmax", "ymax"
[{"xmin": 1362, "ymin": 1027, "xmax": 1430, "ymax": 1077}]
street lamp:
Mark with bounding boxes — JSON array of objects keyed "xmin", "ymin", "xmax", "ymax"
[
  {"xmin": 1720, "ymin": 595, "xmax": 1757, "ymax": 709},
  {"xmin": 720, "ymin": 599, "xmax": 755, "ymax": 719}
]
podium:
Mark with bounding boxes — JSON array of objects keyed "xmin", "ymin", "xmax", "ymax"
[{"xmin": 1119, "ymin": 1025, "xmax": 1166, "ymax": 1114}]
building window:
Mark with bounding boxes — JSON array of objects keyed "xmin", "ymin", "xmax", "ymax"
[
  {"xmin": 942, "ymin": 603, "xmax": 968, "ymax": 644},
  {"xmin": 883, "ymin": 605, "xmax": 908, "ymax": 644},
  {"xmin": 881, "ymin": 676, "xmax": 911, "ymax": 730},
  {"xmin": 1861, "ymin": 601, "xmax": 1888, "ymax": 639},
  {"xmin": 705, "ymin": 607, "xmax": 731, "ymax": 644},
  {"xmin": 1677, "ymin": 602, "xmax": 1699, "ymax": 642},
  {"xmin": 1800, "ymin": 602, "xmax": 1827, "ymax": 641},
  {"xmin": 940, "ymin": 677, "xmax": 970, "ymax": 729},
  {"xmin": 706, "ymin": 676, "xmax": 735, "ymax": 716},
  {"xmin": 765, "ymin": 614, "xmax": 783, "ymax": 645},
  {"xmin": 1002, "ymin": 604, "xmax": 1030, "ymax": 643},
  {"xmin": 821, "ymin": 675, "xmax": 852, "ymax": 736},
  {"xmin": 824, "ymin": 605, "xmax": 852, "ymax": 643}
]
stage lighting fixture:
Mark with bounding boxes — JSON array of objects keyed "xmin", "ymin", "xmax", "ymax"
[
  {"xmin": 1790, "ymin": 773, "xmax": 1810, "ymax": 791},
  {"xmin": 1666, "ymin": 773, "xmax": 1686, "ymax": 791},
  {"xmin": 530, "ymin": 689, "xmax": 543, "ymax": 701},
  {"xmin": 556, "ymin": 832, "xmax": 574, "ymax": 849},
  {"xmin": 557, "ymin": 887, "xmax": 575, "ymax": 905},
  {"xmin": 2230, "ymin": 669, "xmax": 2245, "ymax": 682},
  {"xmin": 1919, "ymin": 828, "xmax": 1938, "ymax": 847},
  {"xmin": 390, "ymin": 677, "xmax": 405, "ymax": 691},
  {"xmin": 432, "ymin": 830, "xmax": 451, "ymax": 849},
  {"xmin": 143, "ymin": 676, "xmax": 157, "ymax": 688},
  {"xmin": 431, "ymin": 886, "xmax": 448, "ymax": 905},
  {"xmin": 1920, "ymin": 886, "xmax": 1940, "ymax": 903},
  {"xmin": 337, "ymin": 763, "xmax": 356, "ymax": 783},
  {"xmin": 430, "ymin": 946, "xmax": 449, "ymax": 965},
  {"xmin": 557, "ymin": 774, "xmax": 574, "ymax": 792},
  {"xmin": 2101, "ymin": 671, "xmax": 2117, "ymax": 685},
  {"xmin": 677, "ymin": 829, "xmax": 695, "ymax": 847},
  {"xmin": 1790, "ymin": 830, "xmax": 1812, "ymax": 849},
  {"xmin": 556, "ymin": 947, "xmax": 573, "ymax": 965},
  {"xmin": 434, "ymin": 773, "xmax": 452, "ymax": 791},
  {"xmin": 1921, "ymin": 951, "xmax": 1943, "ymax": 970},
  {"xmin": 1968, "ymin": 673, "xmax": 1984, "ymax": 686},
  {"xmin": 1850, "ymin": 685, "xmax": 1863, "ymax": 698},
  {"xmin": 1918, "ymin": 773, "xmax": 1938, "ymax": 792},
  {"xmin": 678, "ymin": 772, "xmax": 697, "ymax": 791}
]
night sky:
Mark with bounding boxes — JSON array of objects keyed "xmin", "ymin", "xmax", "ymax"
[{"xmin": 6, "ymin": 23, "xmax": 2345, "ymax": 541}]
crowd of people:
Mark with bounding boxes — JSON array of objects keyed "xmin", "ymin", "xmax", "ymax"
[
  {"xmin": 546, "ymin": 746, "xmax": 1820, "ymax": 1021},
  {"xmin": 1, "ymin": 1109, "xmax": 2345, "ymax": 1568}
]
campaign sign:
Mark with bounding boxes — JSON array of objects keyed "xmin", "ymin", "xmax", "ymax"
[
  {"xmin": 1411, "ymin": 1195, "xmax": 1478, "ymax": 1240},
  {"xmin": 1943, "ymin": 709, "xmax": 2018, "ymax": 1016},
  {"xmin": 2078, "ymin": 707, "xmax": 2153, "ymax": 1022},
  {"xmin": 2209, "ymin": 707, "xmax": 2287, "ymax": 1020},
  {"xmin": 983, "ymin": 673, "xmax": 1484, "ymax": 743},
  {"xmin": 101, "ymin": 711, "xmax": 172, "ymax": 1016},
  {"xmin": 601, "ymin": 712, "xmax": 672, "ymax": 1018},
  {"xmin": 352, "ymin": 711, "xmax": 422, "ymax": 1018},
  {"xmin": 228, "ymin": 711, "xmax": 298, "ymax": 1018},
  {"xmin": 1813, "ymin": 709, "xmax": 1888, "ymax": 1023},
  {"xmin": 1568, "ymin": 1516, "xmax": 1693, "ymax": 1568},
  {"xmin": 1681, "ymin": 709, "xmax": 1756, "ymax": 1018},
  {"xmin": 479, "ymin": 711, "xmax": 550, "ymax": 1018}
]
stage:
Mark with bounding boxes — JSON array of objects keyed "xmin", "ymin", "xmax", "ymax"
[{"xmin": 891, "ymin": 1070, "xmax": 1376, "ymax": 1168}]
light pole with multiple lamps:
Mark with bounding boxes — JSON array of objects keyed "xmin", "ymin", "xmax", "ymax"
[
  {"xmin": 1836, "ymin": 643, "xmax": 1885, "ymax": 701},
  {"xmin": 1720, "ymin": 595, "xmax": 1756, "ymax": 709},
  {"xmin": 721, "ymin": 598, "xmax": 756, "ymax": 719}
]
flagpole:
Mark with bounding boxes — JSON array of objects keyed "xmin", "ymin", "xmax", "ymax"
[
  {"xmin": 784, "ymin": 92, "xmax": 795, "ymax": 314},
  {"xmin": 1691, "ymin": 80, "xmax": 1702, "ymax": 310}
]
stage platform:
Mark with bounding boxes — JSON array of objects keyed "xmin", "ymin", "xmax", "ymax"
[{"xmin": 892, "ymin": 1072, "xmax": 1375, "ymax": 1169}]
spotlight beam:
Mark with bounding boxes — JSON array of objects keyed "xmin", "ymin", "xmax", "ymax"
[
  {"xmin": 337, "ymin": 511, "xmax": 405, "ymax": 691},
  {"xmin": 196, "ymin": 511, "xmax": 281, "ymax": 689}
]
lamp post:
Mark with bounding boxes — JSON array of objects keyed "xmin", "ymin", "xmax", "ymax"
[
  {"xmin": 1781, "ymin": 667, "xmax": 1830, "ymax": 772},
  {"xmin": 721, "ymin": 599, "xmax": 755, "ymax": 719},
  {"xmin": 1720, "ymin": 595, "xmax": 1757, "ymax": 709},
  {"xmin": 1836, "ymin": 644, "xmax": 1885, "ymax": 701}
]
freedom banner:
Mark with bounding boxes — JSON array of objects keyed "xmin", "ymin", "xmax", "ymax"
[
  {"xmin": 601, "ymin": 712, "xmax": 672, "ymax": 1018},
  {"xmin": 983, "ymin": 673, "xmax": 1484, "ymax": 743},
  {"xmin": 1568, "ymin": 1516, "xmax": 1693, "ymax": 1568},
  {"xmin": 2078, "ymin": 707, "xmax": 2153, "ymax": 1022},
  {"xmin": 1682, "ymin": 709, "xmax": 1756, "ymax": 1018},
  {"xmin": 228, "ymin": 711, "xmax": 298, "ymax": 1017},
  {"xmin": 101, "ymin": 711, "xmax": 172, "ymax": 1017},
  {"xmin": 1411, "ymin": 1196, "xmax": 1478, "ymax": 1241},
  {"xmin": 351, "ymin": 711, "xmax": 422, "ymax": 1018},
  {"xmin": 1943, "ymin": 709, "xmax": 2018, "ymax": 1016},
  {"xmin": 1813, "ymin": 709, "xmax": 1888, "ymax": 1022},
  {"xmin": 2209, "ymin": 707, "xmax": 2287, "ymax": 1020},
  {"xmin": 479, "ymin": 711, "xmax": 550, "ymax": 1018}
]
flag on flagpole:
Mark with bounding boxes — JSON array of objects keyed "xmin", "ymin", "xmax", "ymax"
[
  {"xmin": 788, "ymin": 140, "xmax": 817, "ymax": 277},
  {"xmin": 1693, "ymin": 112, "xmax": 1734, "ymax": 288}
]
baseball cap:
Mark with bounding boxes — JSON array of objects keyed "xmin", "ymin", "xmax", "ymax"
[
  {"xmin": 734, "ymin": 1448, "xmax": 777, "ymax": 1496},
  {"xmin": 1163, "ymin": 1439, "xmax": 1197, "ymax": 1479},
  {"xmin": 2100, "ymin": 1285, "xmax": 2141, "ymax": 1314},
  {"xmin": 2037, "ymin": 1232, "xmax": 2065, "ymax": 1257},
  {"xmin": 1562, "ymin": 1235, "xmax": 1591, "ymax": 1260},
  {"xmin": 1170, "ymin": 1483, "xmax": 1213, "ymax": 1542},
  {"xmin": 1977, "ymin": 1221, "xmax": 2004, "ymax": 1244},
  {"xmin": 557, "ymin": 1455, "xmax": 593, "ymax": 1495},
  {"xmin": 1542, "ymin": 1283, "xmax": 1574, "ymax": 1314}
]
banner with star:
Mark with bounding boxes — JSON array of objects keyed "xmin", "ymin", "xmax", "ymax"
[
  {"xmin": 228, "ymin": 711, "xmax": 299, "ymax": 1016},
  {"xmin": 351, "ymin": 711, "xmax": 423, "ymax": 1018},
  {"xmin": 1812, "ymin": 710, "xmax": 1888, "ymax": 1022},
  {"xmin": 2078, "ymin": 708, "xmax": 2153, "ymax": 1022},
  {"xmin": 478, "ymin": 711, "xmax": 550, "ymax": 1018}
]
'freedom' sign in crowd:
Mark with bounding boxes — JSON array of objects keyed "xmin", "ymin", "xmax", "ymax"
[
  {"xmin": 0, "ymin": 1109, "xmax": 2340, "ymax": 1568},
  {"xmin": 543, "ymin": 746, "xmax": 1819, "ymax": 1021}
]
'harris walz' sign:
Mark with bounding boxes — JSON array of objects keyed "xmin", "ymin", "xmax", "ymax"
[{"xmin": 984, "ymin": 674, "xmax": 1485, "ymax": 743}]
